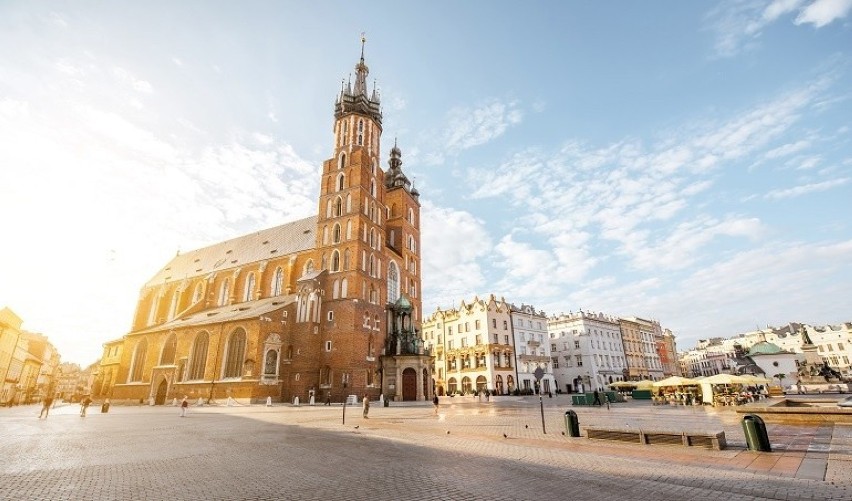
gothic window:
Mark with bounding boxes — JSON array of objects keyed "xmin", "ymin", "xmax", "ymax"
[
  {"xmin": 322, "ymin": 225, "xmax": 329, "ymax": 245},
  {"xmin": 271, "ymin": 267, "xmax": 284, "ymax": 296},
  {"xmin": 368, "ymin": 335, "xmax": 375, "ymax": 356},
  {"xmin": 408, "ymin": 208, "xmax": 415, "ymax": 226},
  {"xmin": 243, "ymin": 272, "xmax": 255, "ymax": 302},
  {"xmin": 370, "ymin": 180, "xmax": 376, "ymax": 198},
  {"xmin": 357, "ymin": 119, "xmax": 364, "ymax": 145},
  {"xmin": 321, "ymin": 253, "xmax": 327, "ymax": 270},
  {"xmin": 369, "ymin": 285, "xmax": 377, "ymax": 304},
  {"xmin": 332, "ymin": 279, "xmax": 340, "ymax": 299},
  {"xmin": 369, "ymin": 254, "xmax": 375, "ymax": 277},
  {"xmin": 369, "ymin": 228, "xmax": 376, "ymax": 248},
  {"xmin": 346, "ymin": 194, "xmax": 352, "ymax": 213},
  {"xmin": 168, "ymin": 289, "xmax": 180, "ymax": 320},
  {"xmin": 304, "ymin": 259, "xmax": 314, "ymax": 275},
  {"xmin": 218, "ymin": 279, "xmax": 230, "ymax": 306},
  {"xmin": 193, "ymin": 282, "xmax": 204, "ymax": 303},
  {"xmin": 371, "ymin": 159, "xmax": 377, "ymax": 176},
  {"xmin": 339, "ymin": 152, "xmax": 346, "ymax": 169},
  {"xmin": 223, "ymin": 329, "xmax": 247, "ymax": 378},
  {"xmin": 264, "ymin": 349, "xmax": 278, "ymax": 375},
  {"xmin": 346, "ymin": 220, "xmax": 352, "ymax": 240},
  {"xmin": 333, "ymin": 224, "xmax": 341, "ymax": 243},
  {"xmin": 361, "ymin": 251, "xmax": 366, "ymax": 271},
  {"xmin": 343, "ymin": 249, "xmax": 350, "ymax": 270},
  {"xmin": 188, "ymin": 332, "xmax": 209, "ymax": 380},
  {"xmin": 331, "ymin": 250, "xmax": 340, "ymax": 272},
  {"xmin": 321, "ymin": 365, "xmax": 331, "ymax": 385},
  {"xmin": 160, "ymin": 333, "xmax": 176, "ymax": 365},
  {"xmin": 337, "ymin": 173, "xmax": 345, "ymax": 192},
  {"xmin": 147, "ymin": 293, "xmax": 160, "ymax": 325},
  {"xmin": 342, "ymin": 121, "xmax": 349, "ymax": 144},
  {"xmin": 341, "ymin": 279, "xmax": 348, "ymax": 298},
  {"xmin": 390, "ymin": 230, "xmax": 395, "ymax": 247},
  {"xmin": 334, "ymin": 197, "xmax": 343, "ymax": 217},
  {"xmin": 129, "ymin": 339, "xmax": 147, "ymax": 382},
  {"xmin": 370, "ymin": 202, "xmax": 376, "ymax": 222}
]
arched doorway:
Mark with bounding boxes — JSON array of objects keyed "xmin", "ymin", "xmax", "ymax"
[
  {"xmin": 507, "ymin": 375, "xmax": 515, "ymax": 393},
  {"xmin": 154, "ymin": 379, "xmax": 168, "ymax": 405},
  {"xmin": 476, "ymin": 376, "xmax": 487, "ymax": 392},
  {"xmin": 496, "ymin": 375, "xmax": 504, "ymax": 395},
  {"xmin": 402, "ymin": 368, "xmax": 417, "ymax": 401}
]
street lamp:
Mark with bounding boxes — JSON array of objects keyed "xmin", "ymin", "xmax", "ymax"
[{"xmin": 341, "ymin": 373, "xmax": 349, "ymax": 425}]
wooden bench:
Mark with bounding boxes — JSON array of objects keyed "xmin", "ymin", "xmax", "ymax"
[{"xmin": 585, "ymin": 427, "xmax": 727, "ymax": 450}]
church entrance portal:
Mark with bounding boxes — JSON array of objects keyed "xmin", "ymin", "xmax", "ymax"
[
  {"xmin": 402, "ymin": 368, "xmax": 416, "ymax": 401},
  {"xmin": 154, "ymin": 379, "xmax": 168, "ymax": 405}
]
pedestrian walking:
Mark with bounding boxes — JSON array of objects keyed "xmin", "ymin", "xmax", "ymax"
[
  {"xmin": 432, "ymin": 394, "xmax": 439, "ymax": 415},
  {"xmin": 325, "ymin": 391, "xmax": 331, "ymax": 406},
  {"xmin": 593, "ymin": 390, "xmax": 602, "ymax": 406},
  {"xmin": 180, "ymin": 396, "xmax": 189, "ymax": 417},
  {"xmin": 80, "ymin": 395, "xmax": 93, "ymax": 417},
  {"xmin": 362, "ymin": 394, "xmax": 370, "ymax": 418},
  {"xmin": 38, "ymin": 396, "xmax": 54, "ymax": 419}
]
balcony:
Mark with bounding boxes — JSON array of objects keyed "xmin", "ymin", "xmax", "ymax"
[{"xmin": 527, "ymin": 339, "xmax": 540, "ymax": 348}]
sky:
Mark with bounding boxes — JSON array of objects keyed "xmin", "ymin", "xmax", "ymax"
[{"xmin": 1, "ymin": 1, "xmax": 851, "ymax": 366}]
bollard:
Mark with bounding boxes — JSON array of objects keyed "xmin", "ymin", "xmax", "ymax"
[
  {"xmin": 564, "ymin": 410, "xmax": 580, "ymax": 437},
  {"xmin": 741, "ymin": 414, "xmax": 771, "ymax": 452}
]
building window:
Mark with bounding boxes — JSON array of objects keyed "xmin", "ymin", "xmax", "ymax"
[
  {"xmin": 325, "ymin": 341, "xmax": 332, "ymax": 352},
  {"xmin": 331, "ymin": 250, "xmax": 341, "ymax": 272},
  {"xmin": 243, "ymin": 273, "xmax": 256, "ymax": 302},
  {"xmin": 272, "ymin": 268, "xmax": 284, "ymax": 296},
  {"xmin": 328, "ymin": 311, "xmax": 334, "ymax": 322},
  {"xmin": 387, "ymin": 261, "xmax": 400, "ymax": 302},
  {"xmin": 223, "ymin": 329, "xmax": 246, "ymax": 378},
  {"xmin": 189, "ymin": 332, "xmax": 210, "ymax": 380},
  {"xmin": 129, "ymin": 339, "xmax": 147, "ymax": 382},
  {"xmin": 160, "ymin": 333, "xmax": 176, "ymax": 366}
]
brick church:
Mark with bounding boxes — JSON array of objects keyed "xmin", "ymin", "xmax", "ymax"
[{"xmin": 106, "ymin": 41, "xmax": 431, "ymax": 405}]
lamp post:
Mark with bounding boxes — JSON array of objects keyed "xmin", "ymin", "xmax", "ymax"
[{"xmin": 341, "ymin": 372, "xmax": 349, "ymax": 425}]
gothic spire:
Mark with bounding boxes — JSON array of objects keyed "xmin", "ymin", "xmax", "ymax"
[{"xmin": 334, "ymin": 34, "xmax": 382, "ymax": 125}]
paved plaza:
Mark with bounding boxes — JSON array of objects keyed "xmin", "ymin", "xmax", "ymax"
[{"xmin": 1, "ymin": 396, "xmax": 851, "ymax": 500}]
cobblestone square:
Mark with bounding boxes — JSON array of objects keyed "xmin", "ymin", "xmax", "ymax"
[{"xmin": 2, "ymin": 397, "xmax": 851, "ymax": 500}]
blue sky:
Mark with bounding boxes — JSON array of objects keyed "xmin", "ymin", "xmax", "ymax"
[{"xmin": 1, "ymin": 1, "xmax": 850, "ymax": 365}]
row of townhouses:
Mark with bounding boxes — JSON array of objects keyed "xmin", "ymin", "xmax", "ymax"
[
  {"xmin": 679, "ymin": 321, "xmax": 852, "ymax": 384},
  {"xmin": 0, "ymin": 307, "xmax": 61, "ymax": 405},
  {"xmin": 421, "ymin": 295, "xmax": 679, "ymax": 395}
]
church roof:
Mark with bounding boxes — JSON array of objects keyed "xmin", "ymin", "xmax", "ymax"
[
  {"xmin": 145, "ymin": 216, "xmax": 317, "ymax": 287},
  {"xmin": 131, "ymin": 295, "xmax": 297, "ymax": 335},
  {"xmin": 747, "ymin": 341, "xmax": 787, "ymax": 356}
]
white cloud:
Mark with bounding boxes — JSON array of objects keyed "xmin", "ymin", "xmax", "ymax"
[
  {"xmin": 171, "ymin": 57, "xmax": 184, "ymax": 67},
  {"xmin": 764, "ymin": 177, "xmax": 849, "ymax": 199},
  {"xmin": 420, "ymin": 202, "xmax": 491, "ymax": 313},
  {"xmin": 443, "ymin": 99, "xmax": 523, "ymax": 153},
  {"xmin": 765, "ymin": 139, "xmax": 811, "ymax": 159},
  {"xmin": 795, "ymin": 0, "xmax": 852, "ymax": 26},
  {"xmin": 112, "ymin": 67, "xmax": 153, "ymax": 94},
  {"xmin": 707, "ymin": 0, "xmax": 847, "ymax": 57}
]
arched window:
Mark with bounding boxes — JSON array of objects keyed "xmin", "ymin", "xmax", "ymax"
[
  {"xmin": 343, "ymin": 249, "xmax": 351, "ymax": 271},
  {"xmin": 321, "ymin": 253, "xmax": 327, "ymax": 270},
  {"xmin": 129, "ymin": 339, "xmax": 147, "ymax": 382},
  {"xmin": 369, "ymin": 228, "xmax": 376, "ymax": 249},
  {"xmin": 304, "ymin": 259, "xmax": 314, "ymax": 275},
  {"xmin": 334, "ymin": 197, "xmax": 343, "ymax": 217},
  {"xmin": 168, "ymin": 289, "xmax": 181, "ymax": 320},
  {"xmin": 326, "ymin": 199, "xmax": 332, "ymax": 218},
  {"xmin": 369, "ymin": 254, "xmax": 375, "ymax": 277},
  {"xmin": 333, "ymin": 224, "xmax": 341, "ymax": 243},
  {"xmin": 357, "ymin": 119, "xmax": 364, "ymax": 145},
  {"xmin": 160, "ymin": 333, "xmax": 176, "ymax": 365},
  {"xmin": 193, "ymin": 283, "xmax": 204, "ymax": 303},
  {"xmin": 387, "ymin": 261, "xmax": 400, "ymax": 303},
  {"xmin": 346, "ymin": 194, "xmax": 352, "ymax": 213},
  {"xmin": 346, "ymin": 220, "xmax": 352, "ymax": 240},
  {"xmin": 322, "ymin": 226, "xmax": 329, "ymax": 245},
  {"xmin": 371, "ymin": 159, "xmax": 377, "ymax": 176},
  {"xmin": 223, "ymin": 329, "xmax": 246, "ymax": 378},
  {"xmin": 332, "ymin": 279, "xmax": 340, "ymax": 299},
  {"xmin": 188, "ymin": 332, "xmax": 209, "ymax": 380},
  {"xmin": 409, "ymin": 208, "xmax": 415, "ymax": 226},
  {"xmin": 271, "ymin": 267, "xmax": 284, "ymax": 296},
  {"xmin": 264, "ymin": 349, "xmax": 278, "ymax": 375},
  {"xmin": 321, "ymin": 365, "xmax": 331, "ymax": 385},
  {"xmin": 337, "ymin": 173, "xmax": 345, "ymax": 192},
  {"xmin": 370, "ymin": 180, "xmax": 376, "ymax": 198},
  {"xmin": 218, "ymin": 279, "xmax": 230, "ymax": 306},
  {"xmin": 331, "ymin": 250, "xmax": 340, "ymax": 272},
  {"xmin": 338, "ymin": 152, "xmax": 346, "ymax": 169},
  {"xmin": 147, "ymin": 293, "xmax": 160, "ymax": 326},
  {"xmin": 243, "ymin": 273, "xmax": 255, "ymax": 302}
]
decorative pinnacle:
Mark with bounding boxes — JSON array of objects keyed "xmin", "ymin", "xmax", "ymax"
[{"xmin": 360, "ymin": 32, "xmax": 366, "ymax": 61}]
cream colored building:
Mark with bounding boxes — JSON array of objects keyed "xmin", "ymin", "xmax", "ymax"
[
  {"xmin": 548, "ymin": 311, "xmax": 627, "ymax": 392},
  {"xmin": 509, "ymin": 304, "xmax": 555, "ymax": 394},
  {"xmin": 422, "ymin": 295, "xmax": 517, "ymax": 395}
]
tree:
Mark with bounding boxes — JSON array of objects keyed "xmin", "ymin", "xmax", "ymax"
[{"xmin": 774, "ymin": 373, "xmax": 786, "ymax": 388}]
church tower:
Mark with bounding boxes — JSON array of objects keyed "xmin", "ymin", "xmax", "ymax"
[{"xmin": 310, "ymin": 37, "xmax": 391, "ymax": 398}]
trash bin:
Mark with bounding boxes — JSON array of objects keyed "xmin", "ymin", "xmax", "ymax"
[
  {"xmin": 101, "ymin": 402, "xmax": 110, "ymax": 413},
  {"xmin": 564, "ymin": 410, "xmax": 580, "ymax": 437},
  {"xmin": 741, "ymin": 414, "xmax": 771, "ymax": 452}
]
